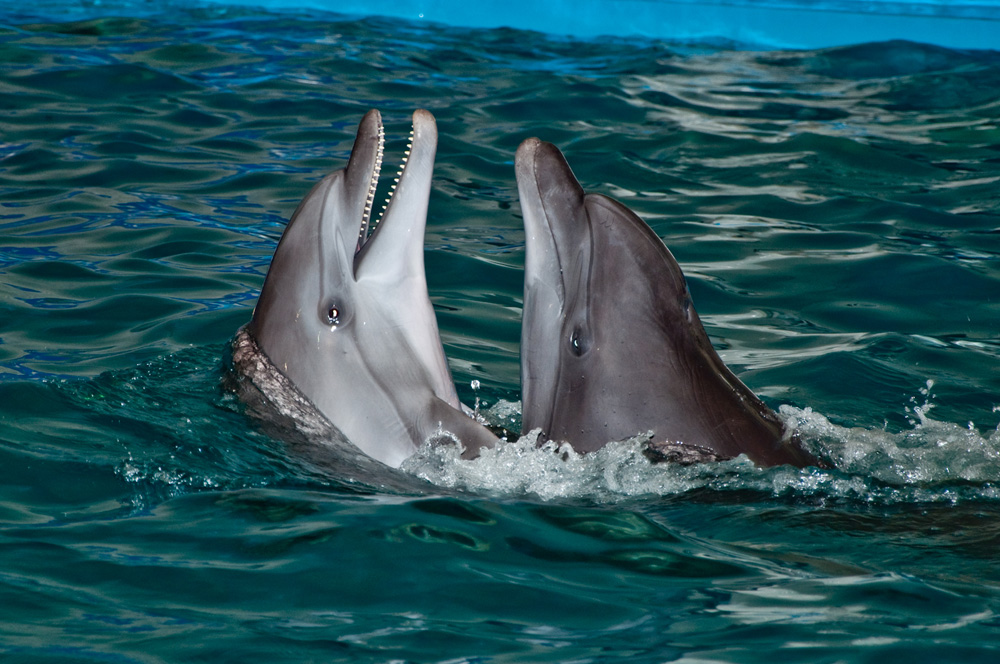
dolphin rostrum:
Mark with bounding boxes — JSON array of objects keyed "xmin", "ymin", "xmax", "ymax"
[
  {"xmin": 515, "ymin": 137, "xmax": 820, "ymax": 468},
  {"xmin": 231, "ymin": 109, "xmax": 498, "ymax": 468}
]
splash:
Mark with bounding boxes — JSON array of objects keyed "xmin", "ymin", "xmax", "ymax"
[
  {"xmin": 780, "ymin": 403, "xmax": 1000, "ymax": 488},
  {"xmin": 403, "ymin": 391, "xmax": 1000, "ymax": 505},
  {"xmin": 88, "ymin": 353, "xmax": 1000, "ymax": 508}
]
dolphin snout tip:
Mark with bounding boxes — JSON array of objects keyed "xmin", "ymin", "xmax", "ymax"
[
  {"xmin": 412, "ymin": 109, "xmax": 437, "ymax": 137},
  {"xmin": 516, "ymin": 137, "xmax": 542, "ymax": 160}
]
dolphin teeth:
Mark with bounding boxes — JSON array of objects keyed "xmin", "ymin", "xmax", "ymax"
[
  {"xmin": 360, "ymin": 121, "xmax": 385, "ymax": 245},
  {"xmin": 368, "ymin": 116, "xmax": 415, "ymax": 236}
]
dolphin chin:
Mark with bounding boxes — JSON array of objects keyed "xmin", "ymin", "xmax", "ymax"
[
  {"xmin": 515, "ymin": 137, "xmax": 821, "ymax": 468},
  {"xmin": 233, "ymin": 109, "xmax": 497, "ymax": 469}
]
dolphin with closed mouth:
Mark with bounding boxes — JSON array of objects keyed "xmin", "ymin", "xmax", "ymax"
[
  {"xmin": 231, "ymin": 109, "xmax": 498, "ymax": 468},
  {"xmin": 515, "ymin": 137, "xmax": 820, "ymax": 468}
]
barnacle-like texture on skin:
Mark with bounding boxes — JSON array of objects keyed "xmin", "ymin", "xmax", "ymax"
[{"xmin": 230, "ymin": 325, "xmax": 344, "ymax": 441}]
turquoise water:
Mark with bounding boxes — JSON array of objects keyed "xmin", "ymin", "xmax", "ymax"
[{"xmin": 2, "ymin": 2, "xmax": 1000, "ymax": 661}]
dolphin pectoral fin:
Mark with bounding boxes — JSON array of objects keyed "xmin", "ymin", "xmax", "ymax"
[{"xmin": 426, "ymin": 397, "xmax": 499, "ymax": 460}]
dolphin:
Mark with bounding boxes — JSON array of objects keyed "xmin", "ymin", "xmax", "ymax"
[
  {"xmin": 515, "ymin": 138, "xmax": 820, "ymax": 468},
  {"xmin": 231, "ymin": 109, "xmax": 498, "ymax": 468}
]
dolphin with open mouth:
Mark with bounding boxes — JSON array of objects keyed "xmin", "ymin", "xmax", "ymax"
[
  {"xmin": 231, "ymin": 109, "xmax": 498, "ymax": 468},
  {"xmin": 515, "ymin": 137, "xmax": 820, "ymax": 468}
]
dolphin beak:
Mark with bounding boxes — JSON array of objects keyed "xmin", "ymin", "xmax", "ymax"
[
  {"xmin": 343, "ymin": 109, "xmax": 385, "ymax": 256},
  {"xmin": 354, "ymin": 109, "xmax": 437, "ymax": 283},
  {"xmin": 517, "ymin": 138, "xmax": 561, "ymax": 311},
  {"xmin": 516, "ymin": 138, "xmax": 596, "ymax": 313},
  {"xmin": 516, "ymin": 137, "xmax": 596, "ymax": 438}
]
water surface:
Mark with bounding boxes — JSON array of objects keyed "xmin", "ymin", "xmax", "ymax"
[{"xmin": 1, "ymin": 2, "xmax": 1000, "ymax": 661}]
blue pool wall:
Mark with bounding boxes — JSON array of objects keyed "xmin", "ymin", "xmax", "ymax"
[{"xmin": 202, "ymin": 0, "xmax": 1000, "ymax": 50}]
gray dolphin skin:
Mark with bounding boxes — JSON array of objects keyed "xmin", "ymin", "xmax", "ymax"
[
  {"xmin": 516, "ymin": 137, "xmax": 820, "ymax": 468},
  {"xmin": 233, "ymin": 109, "xmax": 497, "ymax": 468}
]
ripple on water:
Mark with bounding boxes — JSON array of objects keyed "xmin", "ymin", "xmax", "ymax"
[{"xmin": 1, "ymin": 6, "xmax": 1000, "ymax": 661}]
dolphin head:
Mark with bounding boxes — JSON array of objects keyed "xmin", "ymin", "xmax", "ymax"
[
  {"xmin": 516, "ymin": 138, "xmax": 817, "ymax": 467},
  {"xmin": 247, "ymin": 110, "xmax": 493, "ymax": 467}
]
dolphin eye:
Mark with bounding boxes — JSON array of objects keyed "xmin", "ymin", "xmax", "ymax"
[
  {"xmin": 570, "ymin": 324, "xmax": 590, "ymax": 357},
  {"xmin": 319, "ymin": 300, "xmax": 350, "ymax": 329}
]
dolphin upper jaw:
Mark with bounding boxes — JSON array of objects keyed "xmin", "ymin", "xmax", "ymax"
[{"xmin": 345, "ymin": 109, "xmax": 385, "ymax": 258}]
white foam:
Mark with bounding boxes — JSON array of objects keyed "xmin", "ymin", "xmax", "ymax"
[{"xmin": 402, "ymin": 391, "xmax": 1000, "ymax": 505}]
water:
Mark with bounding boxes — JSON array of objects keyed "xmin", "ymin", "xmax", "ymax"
[{"xmin": 2, "ymin": 2, "xmax": 1000, "ymax": 661}]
